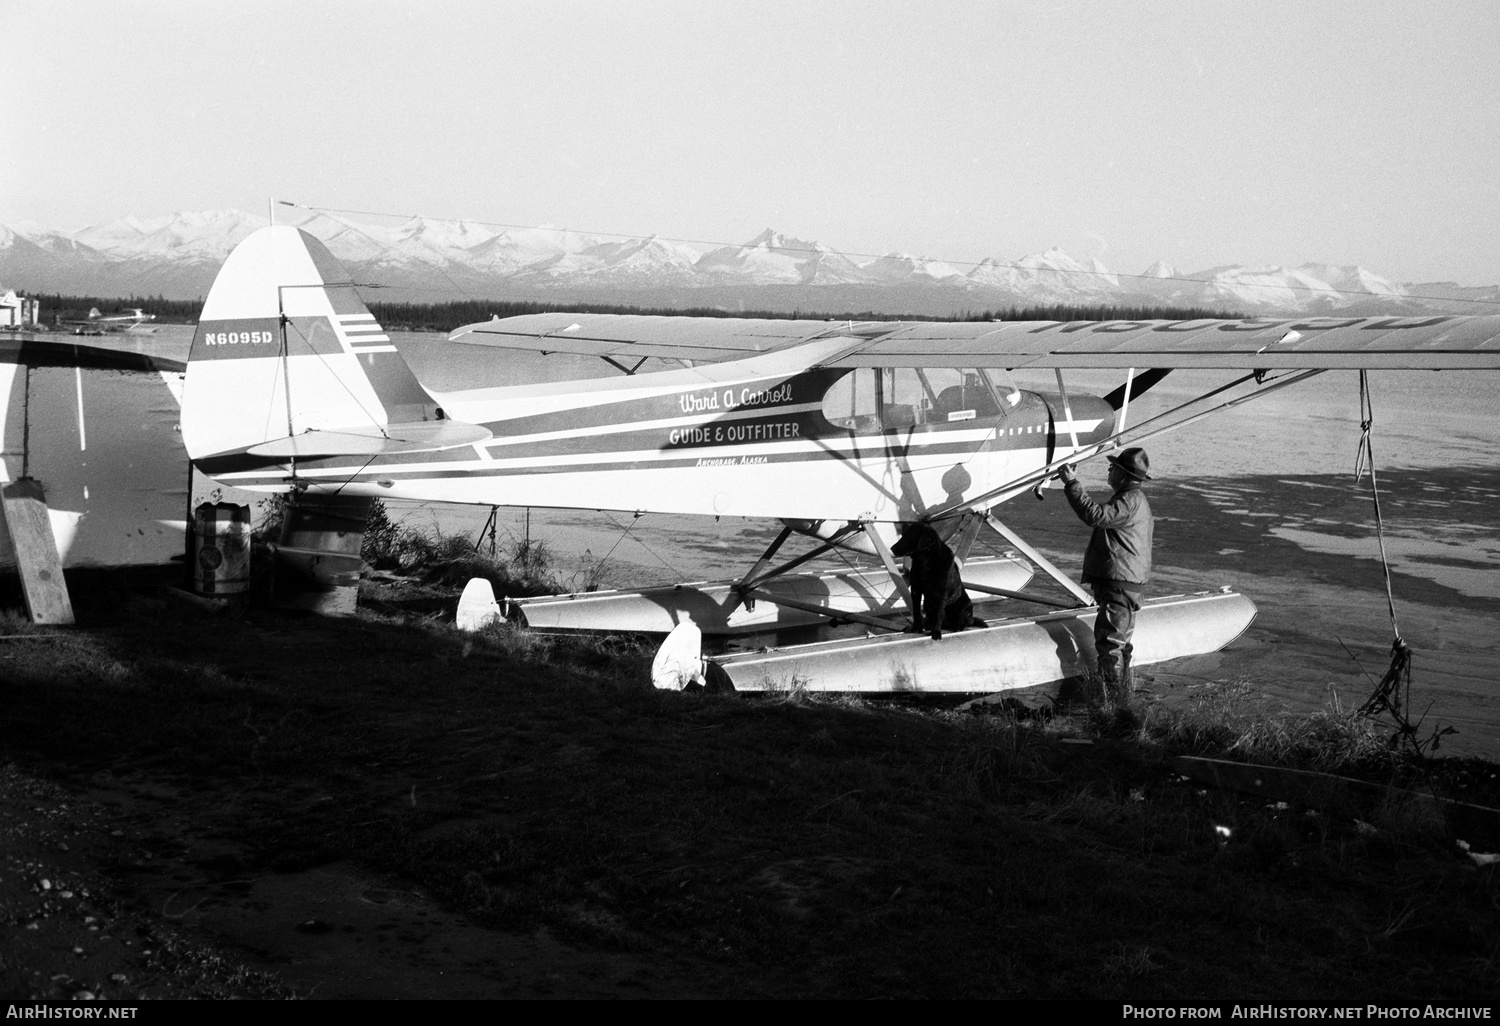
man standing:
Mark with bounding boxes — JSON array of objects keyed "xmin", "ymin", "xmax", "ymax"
[{"xmin": 1057, "ymin": 448, "xmax": 1154, "ymax": 694}]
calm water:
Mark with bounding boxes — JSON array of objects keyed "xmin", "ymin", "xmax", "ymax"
[{"xmin": 89, "ymin": 325, "xmax": 1500, "ymax": 752}]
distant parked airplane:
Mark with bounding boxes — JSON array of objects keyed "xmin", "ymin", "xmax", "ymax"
[{"xmin": 66, "ymin": 307, "xmax": 157, "ymax": 335}]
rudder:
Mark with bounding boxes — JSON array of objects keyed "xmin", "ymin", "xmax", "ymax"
[{"xmin": 181, "ymin": 226, "xmax": 440, "ymax": 462}]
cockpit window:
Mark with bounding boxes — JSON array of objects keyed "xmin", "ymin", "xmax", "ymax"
[{"xmin": 821, "ymin": 368, "xmax": 1016, "ymax": 429}]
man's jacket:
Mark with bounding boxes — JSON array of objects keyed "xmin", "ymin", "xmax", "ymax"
[{"xmin": 1062, "ymin": 478, "xmax": 1153, "ymax": 586}]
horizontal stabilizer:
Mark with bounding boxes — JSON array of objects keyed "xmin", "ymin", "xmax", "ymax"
[{"xmin": 246, "ymin": 420, "xmax": 492, "ymax": 458}]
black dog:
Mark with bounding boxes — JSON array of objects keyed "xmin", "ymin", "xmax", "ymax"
[{"xmin": 890, "ymin": 522, "xmax": 978, "ymax": 640}]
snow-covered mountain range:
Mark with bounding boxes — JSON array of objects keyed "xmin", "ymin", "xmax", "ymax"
[{"xmin": 2, "ymin": 209, "xmax": 1495, "ymax": 316}]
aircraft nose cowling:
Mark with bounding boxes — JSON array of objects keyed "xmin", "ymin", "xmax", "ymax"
[{"xmin": 1044, "ymin": 393, "xmax": 1116, "ymax": 448}]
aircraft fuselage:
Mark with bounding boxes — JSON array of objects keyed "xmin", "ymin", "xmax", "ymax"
[{"xmin": 198, "ymin": 352, "xmax": 1116, "ymax": 523}]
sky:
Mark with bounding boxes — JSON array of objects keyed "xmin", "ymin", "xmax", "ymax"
[{"xmin": 3, "ymin": 0, "xmax": 1498, "ymax": 284}]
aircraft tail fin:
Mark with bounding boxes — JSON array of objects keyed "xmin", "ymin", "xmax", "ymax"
[{"xmin": 181, "ymin": 226, "xmax": 485, "ymax": 462}]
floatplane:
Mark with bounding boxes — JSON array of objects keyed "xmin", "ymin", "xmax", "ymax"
[
  {"xmin": 180, "ymin": 226, "xmax": 1500, "ymax": 692},
  {"xmin": 65, "ymin": 307, "xmax": 157, "ymax": 335}
]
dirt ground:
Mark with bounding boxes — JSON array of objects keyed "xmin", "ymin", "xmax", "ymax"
[
  {"xmin": 0, "ymin": 740, "xmax": 726, "ymax": 1000},
  {"xmin": 0, "ymin": 762, "xmax": 286, "ymax": 1000},
  {"xmin": 2, "ymin": 470, "xmax": 1497, "ymax": 1000}
]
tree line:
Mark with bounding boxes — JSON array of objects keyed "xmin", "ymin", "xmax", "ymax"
[
  {"xmin": 32, "ymin": 293, "xmax": 1243, "ymax": 330},
  {"xmin": 364, "ymin": 299, "xmax": 1244, "ymax": 331},
  {"xmin": 31, "ymin": 293, "xmax": 202, "ymax": 325}
]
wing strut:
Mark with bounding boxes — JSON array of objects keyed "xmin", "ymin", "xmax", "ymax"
[
  {"xmin": 927, "ymin": 368, "xmax": 1326, "ymax": 519},
  {"xmin": 983, "ymin": 514, "xmax": 1093, "ymax": 606},
  {"xmin": 601, "ymin": 355, "xmax": 650, "ymax": 376},
  {"xmin": 949, "ymin": 511, "xmax": 986, "ymax": 565},
  {"xmin": 1054, "ymin": 369, "xmax": 1080, "ymax": 451}
]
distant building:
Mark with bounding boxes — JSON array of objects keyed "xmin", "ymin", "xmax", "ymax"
[{"xmin": 0, "ymin": 288, "xmax": 40, "ymax": 328}]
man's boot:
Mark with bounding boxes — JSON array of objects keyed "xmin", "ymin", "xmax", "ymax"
[{"xmin": 1096, "ymin": 656, "xmax": 1119, "ymax": 702}]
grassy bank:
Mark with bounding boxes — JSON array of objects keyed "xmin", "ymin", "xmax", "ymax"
[{"xmin": 0, "ymin": 578, "xmax": 1496, "ymax": 998}]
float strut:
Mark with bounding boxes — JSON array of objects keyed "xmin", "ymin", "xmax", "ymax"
[
  {"xmin": 862, "ymin": 521, "xmax": 914, "ymax": 610},
  {"xmin": 728, "ymin": 525, "xmax": 794, "ymax": 614},
  {"xmin": 742, "ymin": 587, "xmax": 904, "ymax": 633},
  {"xmin": 740, "ymin": 523, "xmax": 862, "ymax": 592}
]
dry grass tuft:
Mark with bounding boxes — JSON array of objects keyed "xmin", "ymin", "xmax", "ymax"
[
  {"xmin": 942, "ymin": 713, "xmax": 1050, "ymax": 798},
  {"xmin": 1140, "ymin": 679, "xmax": 1393, "ymax": 774},
  {"xmin": 362, "ymin": 500, "xmax": 560, "ymax": 597},
  {"xmin": 1100, "ymin": 943, "xmax": 1163, "ymax": 980}
]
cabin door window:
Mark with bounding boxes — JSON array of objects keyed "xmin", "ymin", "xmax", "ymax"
[{"xmin": 822, "ymin": 367, "xmax": 1012, "ymax": 430}]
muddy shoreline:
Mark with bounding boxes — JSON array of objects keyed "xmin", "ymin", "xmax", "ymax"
[{"xmin": 1002, "ymin": 467, "xmax": 1500, "ymax": 755}]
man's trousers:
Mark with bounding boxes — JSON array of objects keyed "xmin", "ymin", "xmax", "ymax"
[{"xmin": 1089, "ymin": 579, "xmax": 1143, "ymax": 684}]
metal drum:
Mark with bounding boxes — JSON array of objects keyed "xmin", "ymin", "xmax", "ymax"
[{"xmin": 192, "ymin": 502, "xmax": 251, "ymax": 595}]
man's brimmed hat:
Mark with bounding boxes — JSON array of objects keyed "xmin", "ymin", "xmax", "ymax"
[{"xmin": 1106, "ymin": 447, "xmax": 1151, "ymax": 481}]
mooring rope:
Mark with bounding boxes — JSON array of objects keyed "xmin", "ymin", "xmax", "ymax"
[
  {"xmin": 1353, "ymin": 370, "xmax": 1401, "ymax": 638},
  {"xmin": 1351, "ymin": 371, "xmax": 1453, "ymax": 755}
]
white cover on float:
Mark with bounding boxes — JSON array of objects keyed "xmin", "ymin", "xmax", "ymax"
[
  {"xmin": 651, "ymin": 618, "xmax": 706, "ymax": 690},
  {"xmin": 456, "ymin": 577, "xmax": 504, "ymax": 632}
]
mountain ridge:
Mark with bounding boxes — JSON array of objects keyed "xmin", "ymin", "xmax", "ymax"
[{"xmin": 2, "ymin": 209, "xmax": 1495, "ymax": 316}]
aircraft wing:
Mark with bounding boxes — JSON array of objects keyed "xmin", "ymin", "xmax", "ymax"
[
  {"xmin": 456, "ymin": 313, "xmax": 1500, "ymax": 371},
  {"xmin": 822, "ymin": 315, "xmax": 1500, "ymax": 371},
  {"xmin": 450, "ymin": 312, "xmax": 895, "ymax": 363},
  {"xmin": 0, "ymin": 338, "xmax": 184, "ymax": 372}
]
